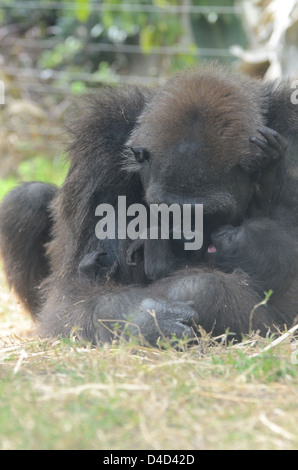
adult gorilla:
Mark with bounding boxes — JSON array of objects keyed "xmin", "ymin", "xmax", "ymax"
[{"xmin": 1, "ymin": 64, "xmax": 298, "ymax": 346}]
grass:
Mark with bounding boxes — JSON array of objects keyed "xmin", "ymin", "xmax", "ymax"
[
  {"xmin": 0, "ymin": 269, "xmax": 298, "ymax": 450},
  {"xmin": 0, "ymin": 154, "xmax": 69, "ymax": 200}
]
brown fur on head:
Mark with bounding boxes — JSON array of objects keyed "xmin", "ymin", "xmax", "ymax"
[
  {"xmin": 128, "ymin": 64, "xmax": 264, "ymax": 175},
  {"xmin": 126, "ymin": 64, "xmax": 267, "ymax": 225}
]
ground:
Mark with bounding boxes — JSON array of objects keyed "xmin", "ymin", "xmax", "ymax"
[{"xmin": 0, "ymin": 268, "xmax": 297, "ymax": 450}]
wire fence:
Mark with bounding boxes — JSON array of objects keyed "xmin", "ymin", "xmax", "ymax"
[
  {"xmin": 0, "ymin": 2, "xmax": 242, "ymax": 14},
  {"xmin": 0, "ymin": 2, "xmax": 244, "ymax": 167}
]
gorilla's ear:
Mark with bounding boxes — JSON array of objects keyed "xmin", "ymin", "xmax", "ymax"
[{"xmin": 262, "ymin": 81, "xmax": 298, "ymax": 140}]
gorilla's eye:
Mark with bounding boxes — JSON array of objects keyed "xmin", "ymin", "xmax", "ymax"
[{"xmin": 130, "ymin": 147, "xmax": 150, "ymax": 163}]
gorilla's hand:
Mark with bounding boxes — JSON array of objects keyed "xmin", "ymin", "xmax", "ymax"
[
  {"xmin": 250, "ymin": 126, "xmax": 287, "ymax": 166},
  {"xmin": 79, "ymin": 249, "xmax": 119, "ymax": 280},
  {"xmin": 248, "ymin": 127, "xmax": 287, "ymax": 215},
  {"xmin": 126, "ymin": 298, "xmax": 198, "ymax": 346},
  {"xmin": 78, "ymin": 249, "xmax": 107, "ymax": 275},
  {"xmin": 126, "ymin": 238, "xmax": 176, "ymax": 281},
  {"xmin": 126, "ymin": 238, "xmax": 144, "ymax": 267}
]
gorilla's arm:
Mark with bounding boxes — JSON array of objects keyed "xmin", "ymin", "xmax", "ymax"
[
  {"xmin": 39, "ymin": 264, "xmax": 291, "ymax": 346},
  {"xmin": 0, "ymin": 182, "xmax": 57, "ymax": 315}
]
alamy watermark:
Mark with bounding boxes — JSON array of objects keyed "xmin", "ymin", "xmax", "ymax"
[
  {"xmin": 94, "ymin": 196, "xmax": 203, "ymax": 250},
  {"xmin": 291, "ymin": 80, "xmax": 298, "ymax": 104},
  {"xmin": 0, "ymin": 80, "xmax": 5, "ymax": 105}
]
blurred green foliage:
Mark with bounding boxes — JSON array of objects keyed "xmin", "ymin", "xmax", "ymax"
[
  {"xmin": 0, "ymin": 0, "xmax": 245, "ymax": 197},
  {"xmin": 0, "ymin": 155, "xmax": 69, "ymax": 199},
  {"xmin": 0, "ymin": 0, "xmax": 245, "ymax": 78}
]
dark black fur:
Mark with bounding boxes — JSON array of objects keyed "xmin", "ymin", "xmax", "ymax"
[
  {"xmin": 1, "ymin": 64, "xmax": 298, "ymax": 346},
  {"xmin": 125, "ymin": 125, "xmax": 287, "ymax": 281},
  {"xmin": 0, "ymin": 182, "xmax": 56, "ymax": 313},
  {"xmin": 207, "ymin": 218, "xmax": 298, "ymax": 299}
]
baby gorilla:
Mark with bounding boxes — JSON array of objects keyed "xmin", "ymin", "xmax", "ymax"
[{"xmin": 207, "ymin": 218, "xmax": 298, "ymax": 299}]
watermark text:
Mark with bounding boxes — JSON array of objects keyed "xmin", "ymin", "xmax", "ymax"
[
  {"xmin": 95, "ymin": 196, "xmax": 203, "ymax": 250},
  {"xmin": 290, "ymin": 80, "xmax": 298, "ymax": 105}
]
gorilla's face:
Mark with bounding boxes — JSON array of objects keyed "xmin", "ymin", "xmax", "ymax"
[
  {"xmin": 128, "ymin": 144, "xmax": 255, "ymax": 229},
  {"xmin": 126, "ymin": 69, "xmax": 264, "ymax": 229}
]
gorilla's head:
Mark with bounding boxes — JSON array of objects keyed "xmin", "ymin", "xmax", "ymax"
[{"xmin": 126, "ymin": 65, "xmax": 267, "ymax": 228}]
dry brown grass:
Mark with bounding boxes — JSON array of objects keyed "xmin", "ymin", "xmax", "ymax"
[{"xmin": 0, "ymin": 269, "xmax": 298, "ymax": 450}]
